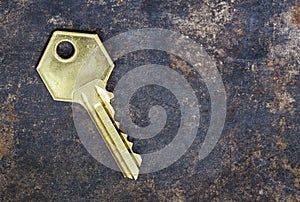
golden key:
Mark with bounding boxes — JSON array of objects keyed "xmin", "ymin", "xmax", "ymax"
[{"xmin": 37, "ymin": 31, "xmax": 141, "ymax": 179}]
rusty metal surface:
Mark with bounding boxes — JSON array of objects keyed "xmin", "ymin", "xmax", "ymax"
[{"xmin": 0, "ymin": 0, "xmax": 299, "ymax": 201}]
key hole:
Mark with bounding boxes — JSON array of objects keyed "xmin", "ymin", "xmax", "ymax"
[{"xmin": 56, "ymin": 40, "xmax": 75, "ymax": 60}]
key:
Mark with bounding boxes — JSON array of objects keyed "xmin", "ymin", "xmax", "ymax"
[{"xmin": 36, "ymin": 31, "xmax": 142, "ymax": 179}]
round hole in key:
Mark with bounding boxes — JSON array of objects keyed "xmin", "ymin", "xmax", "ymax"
[{"xmin": 56, "ymin": 40, "xmax": 75, "ymax": 60}]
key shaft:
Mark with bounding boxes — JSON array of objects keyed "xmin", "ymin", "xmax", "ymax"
[{"xmin": 79, "ymin": 86, "xmax": 141, "ymax": 179}]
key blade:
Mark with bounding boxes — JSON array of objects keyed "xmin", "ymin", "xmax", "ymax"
[
  {"xmin": 79, "ymin": 85, "xmax": 142, "ymax": 180},
  {"xmin": 120, "ymin": 132, "xmax": 142, "ymax": 167},
  {"xmin": 95, "ymin": 86, "xmax": 142, "ymax": 178},
  {"xmin": 93, "ymin": 100, "xmax": 141, "ymax": 180}
]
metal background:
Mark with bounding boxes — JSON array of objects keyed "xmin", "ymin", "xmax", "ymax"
[{"xmin": 0, "ymin": 1, "xmax": 299, "ymax": 201}]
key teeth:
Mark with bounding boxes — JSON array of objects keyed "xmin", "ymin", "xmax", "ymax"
[
  {"xmin": 94, "ymin": 85, "xmax": 142, "ymax": 178},
  {"xmin": 120, "ymin": 132, "xmax": 133, "ymax": 149},
  {"xmin": 120, "ymin": 132, "xmax": 142, "ymax": 168},
  {"xmin": 95, "ymin": 86, "xmax": 110, "ymax": 103},
  {"xmin": 120, "ymin": 132, "xmax": 128, "ymax": 139},
  {"xmin": 95, "ymin": 85, "xmax": 115, "ymax": 117},
  {"xmin": 134, "ymin": 153, "xmax": 142, "ymax": 167}
]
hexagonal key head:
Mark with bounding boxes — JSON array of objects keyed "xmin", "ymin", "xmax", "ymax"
[{"xmin": 36, "ymin": 30, "xmax": 114, "ymax": 102}]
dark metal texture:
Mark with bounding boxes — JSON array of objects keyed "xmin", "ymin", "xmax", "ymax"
[{"xmin": 0, "ymin": 1, "xmax": 299, "ymax": 201}]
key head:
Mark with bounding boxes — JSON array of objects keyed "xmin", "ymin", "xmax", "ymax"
[{"xmin": 37, "ymin": 31, "xmax": 114, "ymax": 102}]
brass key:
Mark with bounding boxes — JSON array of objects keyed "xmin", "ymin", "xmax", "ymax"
[{"xmin": 37, "ymin": 31, "xmax": 141, "ymax": 179}]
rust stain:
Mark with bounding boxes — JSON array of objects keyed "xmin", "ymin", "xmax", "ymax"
[
  {"xmin": 275, "ymin": 136, "xmax": 287, "ymax": 150},
  {"xmin": 291, "ymin": 5, "xmax": 300, "ymax": 25},
  {"xmin": 156, "ymin": 181, "xmax": 186, "ymax": 202},
  {"xmin": 0, "ymin": 128, "xmax": 14, "ymax": 159},
  {"xmin": 232, "ymin": 27, "xmax": 244, "ymax": 36},
  {"xmin": 229, "ymin": 130, "xmax": 237, "ymax": 147},
  {"xmin": 281, "ymin": 158, "xmax": 300, "ymax": 189},
  {"xmin": 0, "ymin": 93, "xmax": 19, "ymax": 159},
  {"xmin": 169, "ymin": 55, "xmax": 193, "ymax": 76},
  {"xmin": 265, "ymin": 67, "xmax": 296, "ymax": 113}
]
